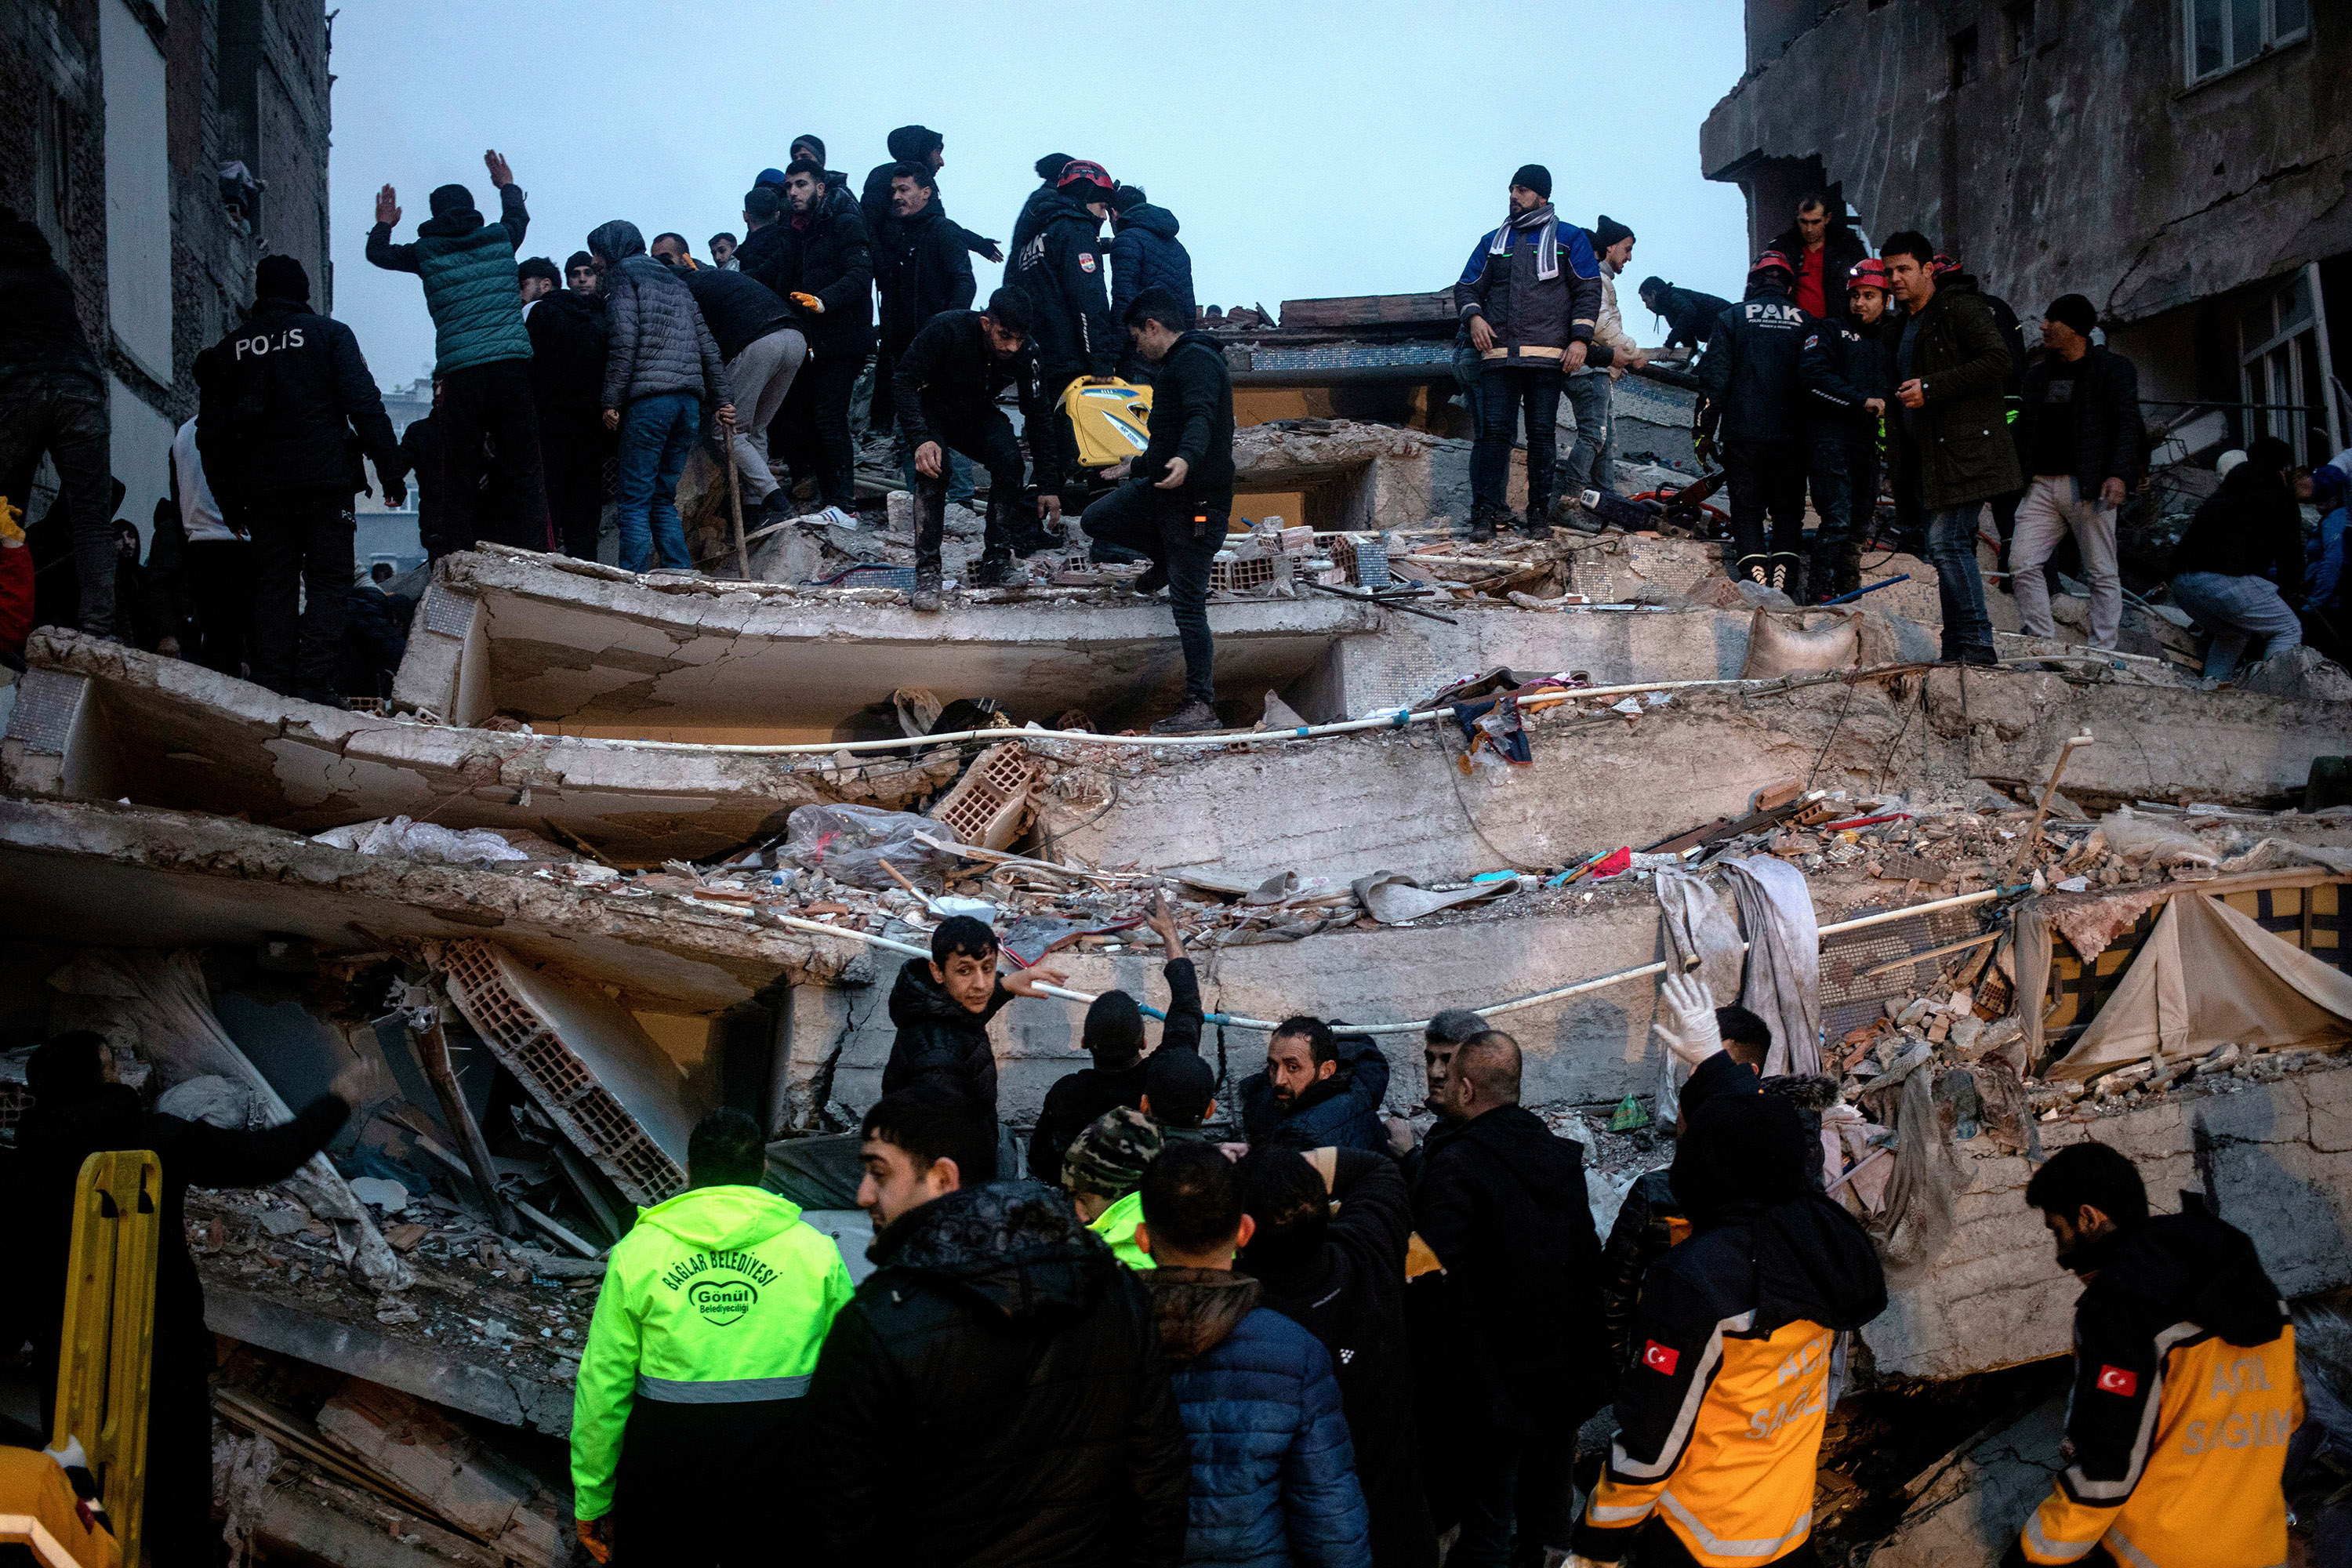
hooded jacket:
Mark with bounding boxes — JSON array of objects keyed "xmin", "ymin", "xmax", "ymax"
[
  {"xmin": 365, "ymin": 183, "xmax": 532, "ymax": 375},
  {"xmin": 744, "ymin": 185, "xmax": 876, "ymax": 359},
  {"xmin": 0, "ymin": 213, "xmax": 101, "ymax": 383},
  {"xmin": 1011, "ymin": 183, "xmax": 1063, "ymax": 261},
  {"xmin": 1410, "ymin": 1103, "xmax": 1607, "ymax": 1436},
  {"xmin": 1131, "ymin": 331, "xmax": 1236, "ymax": 514},
  {"xmin": 1695, "ymin": 281, "xmax": 1810, "ymax": 445},
  {"xmin": 858, "ymin": 160, "xmax": 998, "ymax": 263},
  {"xmin": 876, "ymin": 204, "xmax": 978, "ymax": 356},
  {"xmin": 883, "ymin": 954, "xmax": 1014, "ymax": 1113},
  {"xmin": 1013, "ymin": 191, "xmax": 1118, "ymax": 378},
  {"xmin": 1765, "ymin": 223, "xmax": 1870, "ymax": 324},
  {"xmin": 891, "ymin": 310, "xmax": 1067, "ymax": 496},
  {"xmin": 2009, "ymin": 1210, "xmax": 2300, "ymax": 1568},
  {"xmin": 522, "ymin": 289, "xmax": 609, "ymax": 422},
  {"xmin": 1239, "ymin": 1033, "xmax": 1391, "ymax": 1154},
  {"xmin": 800, "ymin": 1181, "xmax": 1191, "ymax": 1567},
  {"xmin": 570, "ymin": 1185, "xmax": 854, "ymax": 1521},
  {"xmin": 1146, "ymin": 1267, "xmax": 1373, "ymax": 1568},
  {"xmin": 1577, "ymin": 1084, "xmax": 1886, "ymax": 1568},
  {"xmin": 2017, "ymin": 344, "xmax": 2143, "ymax": 499},
  {"xmin": 587, "ymin": 221, "xmax": 731, "ymax": 412},
  {"xmin": 1452, "ymin": 207, "xmax": 1604, "ymax": 368},
  {"xmin": 192, "ymin": 297, "xmax": 405, "ymax": 511},
  {"xmin": 1029, "ymin": 956, "xmax": 1204, "ymax": 1185},
  {"xmin": 1242, "ymin": 1149, "xmax": 1435, "ymax": 1568},
  {"xmin": 1884, "ymin": 273, "xmax": 2026, "ymax": 509},
  {"xmin": 1110, "ymin": 205, "xmax": 1197, "ymax": 332}
]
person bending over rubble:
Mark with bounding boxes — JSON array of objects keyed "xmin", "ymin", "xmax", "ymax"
[
  {"xmin": 1570, "ymin": 1055, "xmax": 1886, "ymax": 1568},
  {"xmin": 800, "ymin": 1083, "xmax": 1190, "ymax": 1566},
  {"xmin": 2002, "ymin": 1142, "xmax": 2303, "ymax": 1568},
  {"xmin": 13, "ymin": 1031, "xmax": 361, "ymax": 1568},
  {"xmin": 570, "ymin": 1109, "xmax": 852, "ymax": 1567},
  {"xmin": 1240, "ymin": 1016, "xmax": 1392, "ymax": 1154},
  {"xmin": 1062, "ymin": 1104, "xmax": 1164, "ymax": 1269},
  {"xmin": 1027, "ymin": 893, "xmax": 1203, "ymax": 1183},
  {"xmin": 883, "ymin": 913, "xmax": 1066, "ymax": 1134}
]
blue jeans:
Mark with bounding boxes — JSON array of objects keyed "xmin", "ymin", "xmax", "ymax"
[
  {"xmin": 901, "ymin": 445, "xmax": 974, "ymax": 507},
  {"xmin": 2169, "ymin": 571, "xmax": 2303, "ymax": 680},
  {"xmin": 1926, "ymin": 503, "xmax": 1995, "ymax": 657},
  {"xmin": 1563, "ymin": 372, "xmax": 1613, "ymax": 494},
  {"xmin": 615, "ymin": 392, "xmax": 699, "ymax": 572}
]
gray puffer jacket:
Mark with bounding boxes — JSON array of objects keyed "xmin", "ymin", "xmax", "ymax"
[{"xmin": 587, "ymin": 220, "xmax": 731, "ymax": 412}]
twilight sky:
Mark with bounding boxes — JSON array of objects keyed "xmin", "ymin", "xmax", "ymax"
[{"xmin": 325, "ymin": 0, "xmax": 1754, "ymax": 390}]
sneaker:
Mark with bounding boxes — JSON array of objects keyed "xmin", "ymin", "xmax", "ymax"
[
  {"xmin": 1134, "ymin": 563, "xmax": 1169, "ymax": 595},
  {"xmin": 811, "ymin": 505, "xmax": 860, "ymax": 530},
  {"xmin": 967, "ymin": 554, "xmax": 1014, "ymax": 589},
  {"xmin": 1090, "ymin": 543, "xmax": 1148, "ymax": 567},
  {"xmin": 1150, "ymin": 699, "xmax": 1223, "ymax": 735},
  {"xmin": 910, "ymin": 565, "xmax": 943, "ymax": 612}
]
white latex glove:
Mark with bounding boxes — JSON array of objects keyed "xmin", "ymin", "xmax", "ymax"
[{"xmin": 1655, "ymin": 971, "xmax": 1723, "ymax": 1067}]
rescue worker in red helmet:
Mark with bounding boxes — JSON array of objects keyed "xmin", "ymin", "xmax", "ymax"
[
  {"xmin": 1794, "ymin": 258, "xmax": 1894, "ymax": 601},
  {"xmin": 1010, "ymin": 158, "xmax": 1119, "ymax": 528}
]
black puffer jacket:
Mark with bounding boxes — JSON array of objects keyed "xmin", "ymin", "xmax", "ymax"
[
  {"xmin": 523, "ymin": 291, "xmax": 608, "ymax": 419},
  {"xmin": 669, "ymin": 260, "xmax": 794, "ymax": 362},
  {"xmin": 2018, "ymin": 345, "xmax": 2143, "ymax": 497},
  {"xmin": 1011, "ymin": 191, "xmax": 1116, "ymax": 378},
  {"xmin": 1410, "ymin": 1103, "xmax": 1606, "ymax": 1435},
  {"xmin": 876, "ymin": 205, "xmax": 977, "ymax": 356},
  {"xmin": 800, "ymin": 1181, "xmax": 1189, "ymax": 1568},
  {"xmin": 882, "ymin": 956, "xmax": 1011, "ymax": 1113},
  {"xmin": 193, "ymin": 298, "xmax": 405, "ymax": 514},
  {"xmin": 1695, "ymin": 281, "xmax": 1811, "ymax": 445},
  {"xmin": 588, "ymin": 222, "xmax": 731, "ymax": 410},
  {"xmin": 892, "ymin": 310, "xmax": 1064, "ymax": 495},
  {"xmin": 1240, "ymin": 1033, "xmax": 1391, "ymax": 1153},
  {"xmin": 745, "ymin": 187, "xmax": 876, "ymax": 359},
  {"xmin": 1243, "ymin": 1149, "xmax": 1436, "ymax": 1568}
]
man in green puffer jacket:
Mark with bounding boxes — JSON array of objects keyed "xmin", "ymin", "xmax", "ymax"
[
  {"xmin": 571, "ymin": 1109, "xmax": 854, "ymax": 1566},
  {"xmin": 367, "ymin": 149, "xmax": 549, "ymax": 554}
]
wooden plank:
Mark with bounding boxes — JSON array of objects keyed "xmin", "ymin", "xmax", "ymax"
[{"xmin": 1275, "ymin": 292, "xmax": 1457, "ymax": 331}]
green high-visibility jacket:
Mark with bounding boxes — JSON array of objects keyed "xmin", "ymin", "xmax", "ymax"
[
  {"xmin": 570, "ymin": 1185, "xmax": 854, "ymax": 1519},
  {"xmin": 1089, "ymin": 1189, "xmax": 1155, "ymax": 1271}
]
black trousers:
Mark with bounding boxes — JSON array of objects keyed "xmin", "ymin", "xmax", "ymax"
[
  {"xmin": 0, "ymin": 370, "xmax": 116, "ymax": 636},
  {"xmin": 1080, "ymin": 481, "xmax": 1221, "ymax": 706},
  {"xmin": 1472, "ymin": 365, "xmax": 1564, "ymax": 517},
  {"xmin": 249, "ymin": 485, "xmax": 354, "ymax": 699},
  {"xmin": 440, "ymin": 358, "xmax": 549, "ymax": 551},
  {"xmin": 778, "ymin": 351, "xmax": 864, "ymax": 510},
  {"xmin": 1040, "ymin": 365, "xmax": 1090, "ymax": 490},
  {"xmin": 539, "ymin": 412, "xmax": 608, "ymax": 560},
  {"xmin": 40, "ymin": 1323, "xmax": 219, "ymax": 1568},
  {"xmin": 1725, "ymin": 439, "xmax": 1809, "ymax": 564},
  {"xmin": 913, "ymin": 404, "xmax": 1028, "ymax": 572},
  {"xmin": 181, "ymin": 537, "xmax": 253, "ymax": 676},
  {"xmin": 1450, "ymin": 1425, "xmax": 1578, "ymax": 1568}
]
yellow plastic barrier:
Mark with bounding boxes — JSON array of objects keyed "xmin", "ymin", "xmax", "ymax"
[{"xmin": 49, "ymin": 1150, "xmax": 160, "ymax": 1568}]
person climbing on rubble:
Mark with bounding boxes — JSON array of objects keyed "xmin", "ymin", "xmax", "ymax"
[
  {"xmin": 893, "ymin": 286, "xmax": 1065, "ymax": 608},
  {"xmin": 1062, "ymin": 1103, "xmax": 1165, "ymax": 1269},
  {"xmin": 2167, "ymin": 437, "xmax": 2307, "ymax": 681},
  {"xmin": 12, "ymin": 1031, "xmax": 362, "ymax": 1568},
  {"xmin": 882, "ymin": 913, "xmax": 1067, "ymax": 1133},
  {"xmin": 1452, "ymin": 164, "xmax": 1602, "ymax": 542},
  {"xmin": 1697, "ymin": 250, "xmax": 1811, "ymax": 594},
  {"xmin": 1408, "ymin": 1030, "xmax": 1605, "ymax": 1566},
  {"xmin": 1570, "ymin": 1006, "xmax": 1886, "ymax": 1568},
  {"xmin": 2009, "ymin": 294, "xmax": 2140, "ymax": 652},
  {"xmin": 1797, "ymin": 263, "xmax": 1892, "ymax": 602},
  {"xmin": 570, "ymin": 1109, "xmax": 853, "ymax": 1568},
  {"xmin": 1106, "ymin": 185, "xmax": 1196, "ymax": 381},
  {"xmin": 1563, "ymin": 215, "xmax": 1648, "ymax": 525},
  {"xmin": 1136, "ymin": 1141, "xmax": 1374, "ymax": 1568},
  {"xmin": 1638, "ymin": 277, "xmax": 1733, "ymax": 353},
  {"xmin": 800, "ymin": 1082, "xmax": 1191, "ymax": 1565},
  {"xmin": 2003, "ymin": 1142, "xmax": 2303, "ymax": 1568},
  {"xmin": 1240, "ymin": 1142, "xmax": 1437, "ymax": 1567},
  {"xmin": 1011, "ymin": 158, "xmax": 1121, "ymax": 488},
  {"xmin": 1240, "ymin": 1015, "xmax": 1392, "ymax": 1153},
  {"xmin": 1028, "ymin": 893, "xmax": 1203, "ymax": 1182},
  {"xmin": 746, "ymin": 158, "xmax": 872, "ymax": 529},
  {"xmin": 1080, "ymin": 286, "xmax": 1237, "ymax": 736}
]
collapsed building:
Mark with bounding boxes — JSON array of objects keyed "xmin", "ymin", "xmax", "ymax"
[{"xmin": 5, "ymin": 347, "xmax": 2351, "ymax": 1555}]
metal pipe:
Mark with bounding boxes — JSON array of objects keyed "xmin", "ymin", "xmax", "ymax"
[{"xmin": 412, "ymin": 1005, "xmax": 521, "ymax": 1239}]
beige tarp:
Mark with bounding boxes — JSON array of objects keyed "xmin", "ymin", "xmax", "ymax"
[{"xmin": 2049, "ymin": 891, "xmax": 2352, "ymax": 1080}]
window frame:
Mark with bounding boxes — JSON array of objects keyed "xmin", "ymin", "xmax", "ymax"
[{"xmin": 2183, "ymin": 0, "xmax": 2311, "ymax": 87}]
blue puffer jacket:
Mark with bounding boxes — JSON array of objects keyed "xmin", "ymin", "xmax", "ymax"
[
  {"xmin": 1110, "ymin": 205, "xmax": 1196, "ymax": 329},
  {"xmin": 1239, "ymin": 1033, "xmax": 1392, "ymax": 1154},
  {"xmin": 365, "ymin": 184, "xmax": 532, "ymax": 376},
  {"xmin": 1147, "ymin": 1269, "xmax": 1370, "ymax": 1568}
]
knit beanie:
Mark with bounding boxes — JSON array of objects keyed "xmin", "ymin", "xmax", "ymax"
[
  {"xmin": 516, "ymin": 256, "xmax": 561, "ymax": 285},
  {"xmin": 1083, "ymin": 989, "xmax": 1145, "ymax": 1066},
  {"xmin": 887, "ymin": 125, "xmax": 943, "ymax": 163},
  {"xmin": 255, "ymin": 254, "xmax": 310, "ymax": 303},
  {"xmin": 565, "ymin": 250, "xmax": 595, "ymax": 274},
  {"xmin": 1110, "ymin": 185, "xmax": 1148, "ymax": 214},
  {"xmin": 1035, "ymin": 152, "xmax": 1076, "ymax": 182},
  {"xmin": 1592, "ymin": 214, "xmax": 1634, "ymax": 250},
  {"xmin": 1062, "ymin": 1106, "xmax": 1164, "ymax": 1200},
  {"xmin": 427, "ymin": 183, "xmax": 475, "ymax": 220},
  {"xmin": 1510, "ymin": 164, "xmax": 1552, "ymax": 200},
  {"xmin": 2045, "ymin": 293, "xmax": 2097, "ymax": 336},
  {"xmin": 790, "ymin": 134, "xmax": 825, "ymax": 165}
]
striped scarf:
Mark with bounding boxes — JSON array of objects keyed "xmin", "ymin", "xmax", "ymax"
[{"xmin": 1488, "ymin": 201, "xmax": 1560, "ymax": 280}]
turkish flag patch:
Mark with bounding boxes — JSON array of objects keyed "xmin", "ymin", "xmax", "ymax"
[
  {"xmin": 1642, "ymin": 1341, "xmax": 1680, "ymax": 1376},
  {"xmin": 1078, "ymin": 252, "xmax": 1097, "ymax": 273},
  {"xmin": 2095, "ymin": 1365, "xmax": 2139, "ymax": 1396}
]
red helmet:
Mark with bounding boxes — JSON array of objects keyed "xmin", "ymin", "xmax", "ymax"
[
  {"xmin": 1930, "ymin": 252, "xmax": 1962, "ymax": 277},
  {"xmin": 1056, "ymin": 159, "xmax": 1115, "ymax": 198},
  {"xmin": 1846, "ymin": 257, "xmax": 1889, "ymax": 292},
  {"xmin": 1749, "ymin": 249, "xmax": 1795, "ymax": 279}
]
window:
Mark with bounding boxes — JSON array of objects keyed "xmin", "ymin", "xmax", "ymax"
[
  {"xmin": 1867, "ymin": 0, "xmax": 1889, "ymax": 9},
  {"xmin": 2238, "ymin": 265, "xmax": 2338, "ymax": 463},
  {"xmin": 1950, "ymin": 24, "xmax": 1979, "ymax": 87},
  {"xmin": 2187, "ymin": 0, "xmax": 2310, "ymax": 82},
  {"xmin": 2005, "ymin": 0, "xmax": 2035, "ymax": 56}
]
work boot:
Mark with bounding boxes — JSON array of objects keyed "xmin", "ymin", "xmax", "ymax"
[
  {"xmin": 1133, "ymin": 561, "xmax": 1169, "ymax": 595},
  {"xmin": 1150, "ymin": 699, "xmax": 1223, "ymax": 735},
  {"xmin": 993, "ymin": 495, "xmax": 1057, "ymax": 557},
  {"xmin": 1512, "ymin": 506, "xmax": 1554, "ymax": 539},
  {"xmin": 910, "ymin": 564, "xmax": 942, "ymax": 612},
  {"xmin": 1735, "ymin": 554, "xmax": 1770, "ymax": 586},
  {"xmin": 1561, "ymin": 494, "xmax": 1607, "ymax": 535},
  {"xmin": 967, "ymin": 552, "xmax": 1014, "ymax": 589},
  {"xmin": 1835, "ymin": 540, "xmax": 1863, "ymax": 600},
  {"xmin": 1468, "ymin": 504, "xmax": 1500, "ymax": 543}
]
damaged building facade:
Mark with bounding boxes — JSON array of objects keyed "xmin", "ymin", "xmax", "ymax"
[{"xmin": 1704, "ymin": 0, "xmax": 2349, "ymax": 460}]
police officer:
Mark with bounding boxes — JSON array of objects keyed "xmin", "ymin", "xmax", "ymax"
[
  {"xmin": 1011, "ymin": 159, "xmax": 1120, "ymax": 490},
  {"xmin": 1797, "ymin": 260, "xmax": 1893, "ymax": 601},
  {"xmin": 194, "ymin": 256, "xmax": 405, "ymax": 706},
  {"xmin": 1695, "ymin": 252, "xmax": 1810, "ymax": 593},
  {"xmin": 572, "ymin": 1109, "xmax": 854, "ymax": 1567},
  {"xmin": 2004, "ymin": 1143, "xmax": 2303, "ymax": 1568}
]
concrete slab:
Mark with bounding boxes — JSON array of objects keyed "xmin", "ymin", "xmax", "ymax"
[
  {"xmin": 0, "ymin": 795, "xmax": 865, "ymax": 1013},
  {"xmin": 1864, "ymin": 1395, "xmax": 2068, "ymax": 1568},
  {"xmin": 392, "ymin": 546, "xmax": 1379, "ymax": 740},
  {"xmin": 1860, "ymin": 1062, "xmax": 2352, "ymax": 1382},
  {"xmin": 2, "ymin": 630, "xmax": 957, "ymax": 866}
]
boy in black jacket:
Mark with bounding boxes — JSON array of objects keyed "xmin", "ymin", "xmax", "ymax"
[{"xmin": 881, "ymin": 915, "xmax": 1065, "ymax": 1123}]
